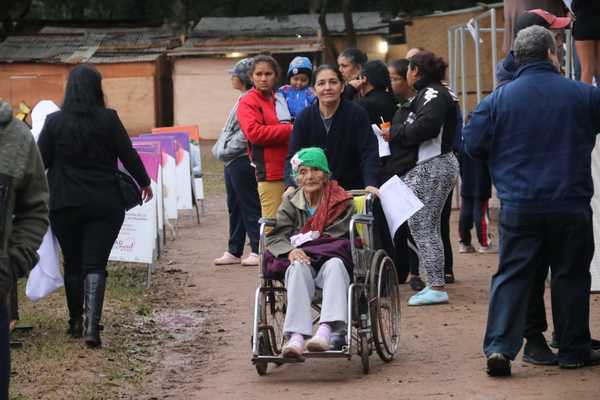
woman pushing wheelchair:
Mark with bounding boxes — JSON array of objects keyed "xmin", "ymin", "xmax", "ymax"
[{"xmin": 265, "ymin": 147, "xmax": 355, "ymax": 358}]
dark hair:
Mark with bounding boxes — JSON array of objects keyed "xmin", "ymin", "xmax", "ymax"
[
  {"xmin": 389, "ymin": 58, "xmax": 410, "ymax": 79},
  {"xmin": 250, "ymin": 54, "xmax": 281, "ymax": 79},
  {"xmin": 409, "ymin": 51, "xmax": 447, "ymax": 82},
  {"xmin": 339, "ymin": 47, "xmax": 368, "ymax": 67},
  {"xmin": 314, "ymin": 64, "xmax": 344, "ymax": 82},
  {"xmin": 57, "ymin": 64, "xmax": 111, "ymax": 160},
  {"xmin": 63, "ymin": 64, "xmax": 105, "ymax": 113},
  {"xmin": 361, "ymin": 60, "xmax": 392, "ymax": 92}
]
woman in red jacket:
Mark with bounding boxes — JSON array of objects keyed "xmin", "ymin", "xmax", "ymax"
[{"xmin": 237, "ymin": 55, "xmax": 293, "ymax": 218}]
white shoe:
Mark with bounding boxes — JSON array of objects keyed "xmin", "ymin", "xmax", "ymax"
[
  {"xmin": 241, "ymin": 253, "xmax": 259, "ymax": 266},
  {"xmin": 459, "ymin": 243, "xmax": 476, "ymax": 253},
  {"xmin": 213, "ymin": 251, "xmax": 241, "ymax": 265},
  {"xmin": 305, "ymin": 334, "xmax": 330, "ymax": 352},
  {"xmin": 282, "ymin": 339, "xmax": 304, "ymax": 359},
  {"xmin": 478, "ymin": 245, "xmax": 498, "ymax": 254}
]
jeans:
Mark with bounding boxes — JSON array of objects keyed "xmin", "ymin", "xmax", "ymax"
[
  {"xmin": 224, "ymin": 156, "xmax": 261, "ymax": 256},
  {"xmin": 50, "ymin": 205, "xmax": 125, "ymax": 277},
  {"xmin": 0, "ymin": 303, "xmax": 9, "ymax": 400},
  {"xmin": 458, "ymin": 197, "xmax": 490, "ymax": 247},
  {"xmin": 483, "ymin": 207, "xmax": 593, "ymax": 364}
]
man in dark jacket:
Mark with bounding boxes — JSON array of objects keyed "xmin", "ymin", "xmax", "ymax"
[
  {"xmin": 496, "ymin": 8, "xmax": 600, "ymax": 366},
  {"xmin": 0, "ymin": 100, "xmax": 49, "ymax": 399},
  {"xmin": 464, "ymin": 26, "xmax": 600, "ymax": 377}
]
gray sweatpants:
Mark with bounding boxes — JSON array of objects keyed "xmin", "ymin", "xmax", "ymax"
[
  {"xmin": 402, "ymin": 152, "xmax": 459, "ymax": 287},
  {"xmin": 283, "ymin": 257, "xmax": 350, "ymax": 336}
]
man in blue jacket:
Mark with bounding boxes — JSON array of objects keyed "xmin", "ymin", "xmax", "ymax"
[{"xmin": 464, "ymin": 25, "xmax": 600, "ymax": 377}]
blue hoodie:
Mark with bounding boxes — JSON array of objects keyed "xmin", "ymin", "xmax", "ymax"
[
  {"xmin": 496, "ymin": 51, "xmax": 518, "ymax": 87},
  {"xmin": 463, "ymin": 61, "xmax": 600, "ymax": 212}
]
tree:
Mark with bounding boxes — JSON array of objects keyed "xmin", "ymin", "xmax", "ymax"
[
  {"xmin": 341, "ymin": 0, "xmax": 356, "ymax": 47},
  {"xmin": 317, "ymin": 0, "xmax": 338, "ymax": 63},
  {"xmin": 1, "ymin": 0, "xmax": 32, "ymax": 40}
]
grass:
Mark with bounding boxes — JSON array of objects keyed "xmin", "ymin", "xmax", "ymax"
[
  {"xmin": 10, "ymin": 263, "xmax": 162, "ymax": 400},
  {"xmin": 199, "ymin": 140, "xmax": 226, "ymax": 196}
]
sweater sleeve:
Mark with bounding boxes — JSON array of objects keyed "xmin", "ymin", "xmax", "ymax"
[
  {"xmin": 355, "ymin": 108, "xmax": 380, "ymax": 188},
  {"xmin": 391, "ymin": 88, "xmax": 448, "ymax": 146},
  {"xmin": 237, "ymin": 96, "xmax": 293, "ymax": 146},
  {"xmin": 265, "ymin": 198, "xmax": 297, "ymax": 257},
  {"xmin": 110, "ymin": 110, "xmax": 151, "ymax": 188},
  {"xmin": 9, "ymin": 139, "xmax": 49, "ymax": 279}
]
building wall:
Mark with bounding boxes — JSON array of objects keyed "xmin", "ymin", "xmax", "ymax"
[
  {"xmin": 0, "ymin": 62, "xmax": 159, "ymax": 136},
  {"xmin": 172, "ymin": 57, "xmax": 240, "ymax": 140}
]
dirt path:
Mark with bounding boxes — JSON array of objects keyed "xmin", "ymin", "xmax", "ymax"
[{"xmin": 140, "ymin": 194, "xmax": 600, "ymax": 400}]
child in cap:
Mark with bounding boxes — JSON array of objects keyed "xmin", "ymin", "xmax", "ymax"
[{"xmin": 277, "ymin": 56, "xmax": 316, "ymax": 120}]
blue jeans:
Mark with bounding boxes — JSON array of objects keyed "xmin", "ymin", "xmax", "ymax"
[
  {"xmin": 0, "ymin": 303, "xmax": 10, "ymax": 400},
  {"xmin": 224, "ymin": 156, "xmax": 260, "ymax": 256},
  {"xmin": 484, "ymin": 207, "xmax": 593, "ymax": 364}
]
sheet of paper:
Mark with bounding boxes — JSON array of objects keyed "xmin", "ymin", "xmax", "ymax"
[
  {"xmin": 379, "ymin": 175, "xmax": 424, "ymax": 239},
  {"xmin": 290, "ymin": 230, "xmax": 320, "ymax": 248},
  {"xmin": 371, "ymin": 124, "xmax": 391, "ymax": 157}
]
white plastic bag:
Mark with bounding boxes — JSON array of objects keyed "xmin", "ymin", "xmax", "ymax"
[{"xmin": 26, "ymin": 228, "xmax": 63, "ymax": 301}]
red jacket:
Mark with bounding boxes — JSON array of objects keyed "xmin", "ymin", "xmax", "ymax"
[{"xmin": 237, "ymin": 88, "xmax": 292, "ymax": 181}]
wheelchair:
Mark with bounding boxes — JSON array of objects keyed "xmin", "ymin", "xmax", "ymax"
[{"xmin": 251, "ymin": 191, "xmax": 401, "ymax": 375}]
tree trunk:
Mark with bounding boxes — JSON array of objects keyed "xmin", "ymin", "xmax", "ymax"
[
  {"xmin": 341, "ymin": 0, "xmax": 356, "ymax": 47},
  {"xmin": 318, "ymin": 0, "xmax": 338, "ymax": 63}
]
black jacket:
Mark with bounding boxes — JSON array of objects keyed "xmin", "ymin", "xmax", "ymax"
[
  {"xmin": 354, "ymin": 89, "xmax": 398, "ymax": 125},
  {"xmin": 380, "ymin": 99, "xmax": 419, "ymax": 182},
  {"xmin": 38, "ymin": 108, "xmax": 150, "ymax": 211},
  {"xmin": 389, "ymin": 80, "xmax": 457, "ymax": 171},
  {"xmin": 284, "ymin": 99, "xmax": 379, "ymax": 190}
]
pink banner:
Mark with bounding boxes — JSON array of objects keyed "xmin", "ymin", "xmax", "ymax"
[{"xmin": 138, "ymin": 152, "xmax": 160, "ymax": 183}]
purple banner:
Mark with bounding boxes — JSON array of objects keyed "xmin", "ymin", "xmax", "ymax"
[
  {"xmin": 133, "ymin": 136, "xmax": 176, "ymax": 166},
  {"xmin": 138, "ymin": 151, "xmax": 160, "ymax": 183}
]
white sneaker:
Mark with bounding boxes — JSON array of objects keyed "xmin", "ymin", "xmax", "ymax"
[
  {"xmin": 459, "ymin": 243, "xmax": 476, "ymax": 253},
  {"xmin": 214, "ymin": 251, "xmax": 241, "ymax": 265},
  {"xmin": 305, "ymin": 334, "xmax": 330, "ymax": 352},
  {"xmin": 478, "ymin": 245, "xmax": 498, "ymax": 254},
  {"xmin": 241, "ymin": 253, "xmax": 259, "ymax": 266}
]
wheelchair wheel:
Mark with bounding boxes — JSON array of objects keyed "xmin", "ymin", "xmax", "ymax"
[
  {"xmin": 260, "ymin": 280, "xmax": 287, "ymax": 355},
  {"xmin": 369, "ymin": 250, "xmax": 401, "ymax": 362},
  {"xmin": 359, "ymin": 332, "xmax": 370, "ymax": 374},
  {"xmin": 255, "ymin": 333, "xmax": 270, "ymax": 376}
]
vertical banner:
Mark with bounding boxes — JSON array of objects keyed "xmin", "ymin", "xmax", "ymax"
[
  {"xmin": 589, "ymin": 138, "xmax": 600, "ymax": 291},
  {"xmin": 110, "ymin": 152, "xmax": 160, "ymax": 264},
  {"xmin": 132, "ymin": 142, "xmax": 164, "ymax": 236},
  {"xmin": 144, "ymin": 132, "xmax": 193, "ymax": 210},
  {"xmin": 133, "ymin": 136, "xmax": 178, "ymax": 221}
]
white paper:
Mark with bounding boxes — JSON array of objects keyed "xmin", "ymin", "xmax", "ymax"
[
  {"xmin": 588, "ymin": 136, "xmax": 600, "ymax": 291},
  {"xmin": 290, "ymin": 231, "xmax": 320, "ymax": 248},
  {"xmin": 379, "ymin": 176, "xmax": 424, "ymax": 239},
  {"xmin": 371, "ymin": 124, "xmax": 391, "ymax": 157}
]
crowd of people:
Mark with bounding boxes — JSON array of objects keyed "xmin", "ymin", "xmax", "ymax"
[{"xmin": 2, "ymin": 3, "xmax": 600, "ymax": 398}]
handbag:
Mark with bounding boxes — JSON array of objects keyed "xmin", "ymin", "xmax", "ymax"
[{"xmin": 116, "ymin": 170, "xmax": 142, "ymax": 211}]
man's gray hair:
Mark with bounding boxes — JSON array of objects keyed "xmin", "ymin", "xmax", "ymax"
[{"xmin": 514, "ymin": 25, "xmax": 557, "ymax": 66}]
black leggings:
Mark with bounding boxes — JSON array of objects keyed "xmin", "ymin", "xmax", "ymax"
[{"xmin": 50, "ymin": 205, "xmax": 125, "ymax": 276}]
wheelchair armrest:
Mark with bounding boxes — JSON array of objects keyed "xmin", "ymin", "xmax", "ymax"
[
  {"xmin": 351, "ymin": 213, "xmax": 374, "ymax": 224},
  {"xmin": 259, "ymin": 218, "xmax": 277, "ymax": 227}
]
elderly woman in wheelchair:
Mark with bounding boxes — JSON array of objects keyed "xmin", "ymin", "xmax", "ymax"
[{"xmin": 264, "ymin": 147, "xmax": 355, "ymax": 358}]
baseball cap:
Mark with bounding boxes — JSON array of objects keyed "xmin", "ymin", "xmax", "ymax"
[
  {"xmin": 514, "ymin": 9, "xmax": 571, "ymax": 35},
  {"xmin": 287, "ymin": 56, "xmax": 313, "ymax": 79},
  {"xmin": 228, "ymin": 58, "xmax": 254, "ymax": 86}
]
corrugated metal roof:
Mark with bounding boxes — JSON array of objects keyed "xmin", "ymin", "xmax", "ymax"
[
  {"xmin": 0, "ymin": 27, "xmax": 180, "ymax": 64},
  {"xmin": 192, "ymin": 12, "xmax": 387, "ymax": 38},
  {"xmin": 170, "ymin": 36, "xmax": 322, "ymax": 56}
]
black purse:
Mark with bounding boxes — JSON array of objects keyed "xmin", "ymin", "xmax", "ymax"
[{"xmin": 116, "ymin": 170, "xmax": 142, "ymax": 211}]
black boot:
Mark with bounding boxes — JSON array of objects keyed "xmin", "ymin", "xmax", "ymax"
[
  {"xmin": 84, "ymin": 272, "xmax": 106, "ymax": 348},
  {"xmin": 64, "ymin": 271, "xmax": 83, "ymax": 338},
  {"xmin": 523, "ymin": 333, "xmax": 557, "ymax": 365}
]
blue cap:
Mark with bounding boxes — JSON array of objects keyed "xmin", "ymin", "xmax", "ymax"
[{"xmin": 287, "ymin": 56, "xmax": 313, "ymax": 78}]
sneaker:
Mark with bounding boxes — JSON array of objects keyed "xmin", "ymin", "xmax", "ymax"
[
  {"xmin": 459, "ymin": 243, "xmax": 476, "ymax": 253},
  {"xmin": 486, "ymin": 353, "xmax": 511, "ymax": 377},
  {"xmin": 329, "ymin": 332, "xmax": 347, "ymax": 351},
  {"xmin": 408, "ymin": 276, "xmax": 426, "ymax": 291},
  {"xmin": 213, "ymin": 251, "xmax": 241, "ymax": 265},
  {"xmin": 523, "ymin": 334, "xmax": 557, "ymax": 365},
  {"xmin": 407, "ymin": 287, "xmax": 449, "ymax": 306},
  {"xmin": 559, "ymin": 349, "xmax": 600, "ymax": 369},
  {"xmin": 478, "ymin": 245, "xmax": 498, "ymax": 254},
  {"xmin": 241, "ymin": 253, "xmax": 259, "ymax": 266},
  {"xmin": 282, "ymin": 339, "xmax": 304, "ymax": 359},
  {"xmin": 305, "ymin": 334, "xmax": 330, "ymax": 352}
]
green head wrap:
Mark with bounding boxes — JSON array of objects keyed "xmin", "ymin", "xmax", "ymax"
[{"xmin": 290, "ymin": 147, "xmax": 331, "ymax": 177}]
